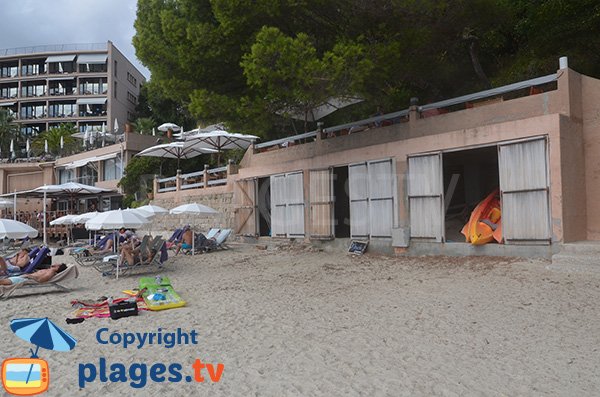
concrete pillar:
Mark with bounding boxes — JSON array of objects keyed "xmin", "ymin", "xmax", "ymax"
[
  {"xmin": 408, "ymin": 97, "xmax": 419, "ymax": 123},
  {"xmin": 175, "ymin": 169, "xmax": 181, "ymax": 191},
  {"xmin": 227, "ymin": 158, "xmax": 238, "ymax": 176},
  {"xmin": 153, "ymin": 175, "xmax": 158, "ymax": 196}
]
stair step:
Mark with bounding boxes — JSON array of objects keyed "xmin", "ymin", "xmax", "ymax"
[
  {"xmin": 548, "ymin": 252, "xmax": 600, "ymax": 273},
  {"xmin": 560, "ymin": 242, "xmax": 600, "ymax": 254}
]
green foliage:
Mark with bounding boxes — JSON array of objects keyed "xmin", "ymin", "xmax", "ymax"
[
  {"xmin": 133, "ymin": 117, "xmax": 156, "ymax": 135},
  {"xmin": 31, "ymin": 124, "xmax": 77, "ymax": 156},
  {"xmin": 134, "ymin": 0, "xmax": 600, "ymax": 139},
  {"xmin": 118, "ymin": 156, "xmax": 162, "ymax": 197},
  {"xmin": 0, "ymin": 108, "xmax": 19, "ymax": 155}
]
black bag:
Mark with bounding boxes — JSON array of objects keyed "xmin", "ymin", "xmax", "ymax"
[{"xmin": 109, "ymin": 300, "xmax": 138, "ymax": 320}]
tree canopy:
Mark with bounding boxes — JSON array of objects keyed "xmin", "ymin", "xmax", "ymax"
[{"xmin": 133, "ymin": 0, "xmax": 600, "ymax": 138}]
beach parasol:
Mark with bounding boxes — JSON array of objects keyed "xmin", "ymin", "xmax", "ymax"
[
  {"xmin": 184, "ymin": 129, "xmax": 259, "ymax": 165},
  {"xmin": 0, "ymin": 219, "xmax": 38, "ymax": 239},
  {"xmin": 50, "ymin": 214, "xmax": 79, "ymax": 245},
  {"xmin": 85, "ymin": 210, "xmax": 151, "ymax": 278},
  {"xmin": 135, "ymin": 141, "xmax": 216, "ymax": 169},
  {"xmin": 169, "ymin": 203, "xmax": 219, "ymax": 255},
  {"xmin": 10, "ymin": 317, "xmax": 76, "ymax": 385},
  {"xmin": 157, "ymin": 122, "xmax": 181, "ymax": 132}
]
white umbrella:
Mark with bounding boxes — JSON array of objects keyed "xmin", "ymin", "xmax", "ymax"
[
  {"xmin": 135, "ymin": 141, "xmax": 217, "ymax": 168},
  {"xmin": 71, "ymin": 211, "xmax": 99, "ymax": 224},
  {"xmin": 184, "ymin": 129, "xmax": 259, "ymax": 165},
  {"xmin": 157, "ymin": 122, "xmax": 181, "ymax": 132},
  {"xmin": 135, "ymin": 205, "xmax": 168, "ymax": 218},
  {"xmin": 60, "ymin": 135, "xmax": 64, "ymax": 150},
  {"xmin": 169, "ymin": 203, "xmax": 219, "ymax": 255},
  {"xmin": 281, "ymin": 97, "xmax": 364, "ymax": 122},
  {"xmin": 9, "ymin": 139, "xmax": 14, "ymax": 153},
  {"xmin": 169, "ymin": 203, "xmax": 219, "ymax": 215},
  {"xmin": 85, "ymin": 209, "xmax": 150, "ymax": 231},
  {"xmin": 26, "ymin": 139, "xmax": 30, "ymax": 154},
  {"xmin": 44, "ymin": 139, "xmax": 48, "ymax": 153},
  {"xmin": 49, "ymin": 214, "xmax": 79, "ymax": 225},
  {"xmin": 0, "ymin": 219, "xmax": 38, "ymax": 239},
  {"xmin": 85, "ymin": 209, "xmax": 151, "ymax": 279},
  {"xmin": 50, "ymin": 214, "xmax": 79, "ymax": 245},
  {"xmin": 114, "ymin": 118, "xmax": 119, "ymax": 134},
  {"xmin": 0, "ymin": 198, "xmax": 14, "ymax": 209}
]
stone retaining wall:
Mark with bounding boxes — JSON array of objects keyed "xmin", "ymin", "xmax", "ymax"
[{"xmin": 150, "ymin": 191, "xmax": 234, "ymax": 237}]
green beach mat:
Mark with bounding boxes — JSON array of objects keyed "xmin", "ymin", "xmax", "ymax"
[{"xmin": 139, "ymin": 276, "xmax": 186, "ymax": 311}]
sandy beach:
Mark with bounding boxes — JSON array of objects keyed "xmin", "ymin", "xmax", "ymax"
[{"xmin": 2, "ymin": 243, "xmax": 600, "ymax": 396}]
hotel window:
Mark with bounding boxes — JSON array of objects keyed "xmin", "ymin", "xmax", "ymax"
[
  {"xmin": 20, "ymin": 104, "xmax": 46, "ymax": 119},
  {"xmin": 0, "ymin": 64, "xmax": 18, "ymax": 78},
  {"xmin": 0, "ymin": 85, "xmax": 18, "ymax": 99},
  {"xmin": 127, "ymin": 72, "xmax": 137, "ymax": 86},
  {"xmin": 49, "ymin": 102, "xmax": 77, "ymax": 118},
  {"xmin": 114, "ymin": 60, "xmax": 118, "ymax": 77},
  {"xmin": 58, "ymin": 169, "xmax": 75, "ymax": 184},
  {"xmin": 127, "ymin": 91, "xmax": 137, "ymax": 104},
  {"xmin": 103, "ymin": 155, "xmax": 123, "ymax": 181},
  {"xmin": 79, "ymin": 78, "xmax": 106, "ymax": 95},
  {"xmin": 114, "ymin": 81, "xmax": 117, "ymax": 98},
  {"xmin": 21, "ymin": 82, "xmax": 46, "ymax": 97}
]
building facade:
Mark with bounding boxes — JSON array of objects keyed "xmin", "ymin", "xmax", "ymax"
[{"xmin": 0, "ymin": 41, "xmax": 145, "ymax": 141}]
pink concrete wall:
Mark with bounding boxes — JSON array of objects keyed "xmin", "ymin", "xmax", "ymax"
[{"xmin": 581, "ymin": 73, "xmax": 600, "ymax": 239}]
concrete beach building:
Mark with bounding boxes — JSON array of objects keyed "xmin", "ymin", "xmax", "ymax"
[{"xmin": 152, "ymin": 58, "xmax": 600, "ymax": 261}]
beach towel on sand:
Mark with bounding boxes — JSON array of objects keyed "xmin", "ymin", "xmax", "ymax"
[{"xmin": 70, "ymin": 296, "xmax": 149, "ymax": 318}]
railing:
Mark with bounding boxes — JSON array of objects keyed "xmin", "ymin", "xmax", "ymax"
[
  {"xmin": 156, "ymin": 165, "xmax": 233, "ymax": 194},
  {"xmin": 254, "ymin": 73, "xmax": 559, "ymax": 152},
  {"xmin": 0, "ymin": 43, "xmax": 107, "ymax": 57}
]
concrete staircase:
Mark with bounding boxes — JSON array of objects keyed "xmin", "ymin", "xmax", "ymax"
[{"xmin": 549, "ymin": 241, "xmax": 600, "ymax": 273}]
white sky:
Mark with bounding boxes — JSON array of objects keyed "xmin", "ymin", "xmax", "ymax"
[{"xmin": 0, "ymin": 0, "xmax": 150, "ymax": 79}]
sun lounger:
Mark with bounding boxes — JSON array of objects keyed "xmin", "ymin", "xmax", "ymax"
[
  {"xmin": 210, "ymin": 228, "xmax": 232, "ymax": 251},
  {"xmin": 0, "ymin": 264, "xmax": 79, "ymax": 299},
  {"xmin": 2, "ymin": 247, "xmax": 50, "ymax": 278},
  {"xmin": 101, "ymin": 238, "xmax": 167, "ymax": 278}
]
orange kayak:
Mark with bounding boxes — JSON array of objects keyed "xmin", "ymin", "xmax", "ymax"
[{"xmin": 461, "ymin": 189, "xmax": 502, "ymax": 245}]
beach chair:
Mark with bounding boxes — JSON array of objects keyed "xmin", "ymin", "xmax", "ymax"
[
  {"xmin": 101, "ymin": 237, "xmax": 166, "ymax": 278},
  {"xmin": 92, "ymin": 235, "xmax": 152, "ymax": 273},
  {"xmin": 210, "ymin": 228, "xmax": 232, "ymax": 251},
  {"xmin": 0, "ymin": 264, "xmax": 79, "ymax": 299},
  {"xmin": 2, "ymin": 247, "xmax": 50, "ymax": 277}
]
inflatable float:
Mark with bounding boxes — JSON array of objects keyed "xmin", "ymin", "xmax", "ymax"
[{"xmin": 461, "ymin": 189, "xmax": 503, "ymax": 245}]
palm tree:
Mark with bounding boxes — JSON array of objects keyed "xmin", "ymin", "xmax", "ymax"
[
  {"xmin": 31, "ymin": 123, "xmax": 77, "ymax": 156},
  {"xmin": 133, "ymin": 117, "xmax": 155, "ymax": 135},
  {"xmin": 0, "ymin": 108, "xmax": 19, "ymax": 157}
]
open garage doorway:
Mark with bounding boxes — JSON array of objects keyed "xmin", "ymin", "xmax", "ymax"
[
  {"xmin": 333, "ymin": 166, "xmax": 350, "ymax": 238},
  {"xmin": 443, "ymin": 146, "xmax": 499, "ymax": 242},
  {"xmin": 257, "ymin": 177, "xmax": 271, "ymax": 236}
]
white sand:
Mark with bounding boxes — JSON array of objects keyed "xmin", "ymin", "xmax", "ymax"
[{"xmin": 1, "ymin": 243, "xmax": 600, "ymax": 396}]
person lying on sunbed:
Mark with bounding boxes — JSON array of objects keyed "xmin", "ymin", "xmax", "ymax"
[
  {"xmin": 175, "ymin": 228, "xmax": 193, "ymax": 256},
  {"xmin": 0, "ymin": 248, "xmax": 31, "ymax": 275},
  {"xmin": 0, "ymin": 263, "xmax": 67, "ymax": 285}
]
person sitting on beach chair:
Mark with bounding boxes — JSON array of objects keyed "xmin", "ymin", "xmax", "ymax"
[
  {"xmin": 121, "ymin": 245, "xmax": 156, "ymax": 267},
  {"xmin": 0, "ymin": 248, "xmax": 32, "ymax": 275},
  {"xmin": 0, "ymin": 263, "xmax": 67, "ymax": 285},
  {"xmin": 175, "ymin": 228, "xmax": 193, "ymax": 256}
]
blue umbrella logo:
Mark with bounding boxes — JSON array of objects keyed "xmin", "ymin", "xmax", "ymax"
[{"xmin": 8, "ymin": 318, "xmax": 77, "ymax": 386}]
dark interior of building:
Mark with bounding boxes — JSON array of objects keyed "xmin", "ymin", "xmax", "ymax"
[
  {"xmin": 443, "ymin": 146, "xmax": 499, "ymax": 242},
  {"xmin": 257, "ymin": 177, "xmax": 271, "ymax": 236},
  {"xmin": 333, "ymin": 166, "xmax": 351, "ymax": 238}
]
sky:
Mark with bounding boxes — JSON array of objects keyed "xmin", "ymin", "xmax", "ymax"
[{"xmin": 0, "ymin": 0, "xmax": 150, "ymax": 79}]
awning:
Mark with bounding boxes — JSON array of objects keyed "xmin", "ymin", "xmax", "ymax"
[
  {"xmin": 76, "ymin": 54, "xmax": 108, "ymax": 64},
  {"xmin": 76, "ymin": 97, "xmax": 107, "ymax": 105},
  {"xmin": 62, "ymin": 153, "xmax": 118, "ymax": 169},
  {"xmin": 47, "ymin": 76, "xmax": 76, "ymax": 81},
  {"xmin": 0, "ymin": 102, "xmax": 15, "ymax": 107},
  {"xmin": 45, "ymin": 54, "xmax": 76, "ymax": 63}
]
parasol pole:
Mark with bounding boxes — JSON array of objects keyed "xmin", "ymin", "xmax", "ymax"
[
  {"xmin": 26, "ymin": 345, "xmax": 40, "ymax": 384},
  {"xmin": 13, "ymin": 189, "xmax": 16, "ymax": 220},
  {"xmin": 43, "ymin": 190, "xmax": 47, "ymax": 246}
]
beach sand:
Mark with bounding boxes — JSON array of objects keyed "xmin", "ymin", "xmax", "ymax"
[{"xmin": 1, "ymin": 243, "xmax": 600, "ymax": 396}]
